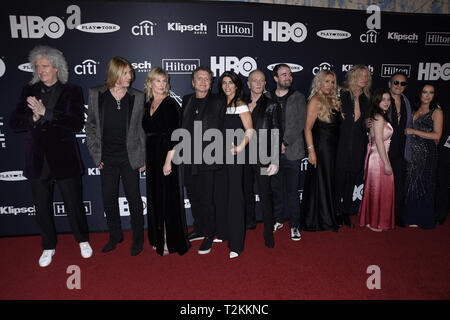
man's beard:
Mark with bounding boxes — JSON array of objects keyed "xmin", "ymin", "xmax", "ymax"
[{"xmin": 278, "ymin": 81, "xmax": 292, "ymax": 90}]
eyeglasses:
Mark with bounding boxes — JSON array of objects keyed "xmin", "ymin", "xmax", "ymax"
[{"xmin": 393, "ymin": 80, "xmax": 407, "ymax": 86}]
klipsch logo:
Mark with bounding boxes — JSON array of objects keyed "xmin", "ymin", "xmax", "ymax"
[
  {"xmin": 381, "ymin": 64, "xmax": 411, "ymax": 78},
  {"xmin": 316, "ymin": 29, "xmax": 351, "ymax": 40},
  {"xmin": 131, "ymin": 20, "xmax": 155, "ymax": 36},
  {"xmin": 425, "ymin": 32, "xmax": 450, "ymax": 46},
  {"xmin": 360, "ymin": 5, "xmax": 380, "ymax": 44},
  {"xmin": 387, "ymin": 32, "xmax": 418, "ymax": 43},
  {"xmin": 0, "ymin": 205, "xmax": 35, "ymax": 216},
  {"xmin": 54, "ymin": 201, "xmax": 92, "ymax": 216},
  {"xmin": 210, "ymin": 56, "xmax": 257, "ymax": 77},
  {"xmin": 267, "ymin": 63, "xmax": 303, "ymax": 73},
  {"xmin": 342, "ymin": 64, "xmax": 374, "ymax": 73},
  {"xmin": 168, "ymin": 22, "xmax": 207, "ymax": 35},
  {"xmin": 0, "ymin": 171, "xmax": 27, "ymax": 181},
  {"xmin": 76, "ymin": 22, "xmax": 120, "ymax": 33},
  {"xmin": 9, "ymin": 5, "xmax": 80, "ymax": 39},
  {"xmin": 162, "ymin": 59, "xmax": 200, "ymax": 74},
  {"xmin": 418, "ymin": 63, "xmax": 450, "ymax": 81},
  {"xmin": 217, "ymin": 22, "xmax": 253, "ymax": 37},
  {"xmin": 312, "ymin": 62, "xmax": 333, "ymax": 75},
  {"xmin": 74, "ymin": 59, "xmax": 99, "ymax": 75},
  {"xmin": 263, "ymin": 21, "xmax": 307, "ymax": 43},
  {"xmin": 131, "ymin": 61, "xmax": 152, "ymax": 73}
]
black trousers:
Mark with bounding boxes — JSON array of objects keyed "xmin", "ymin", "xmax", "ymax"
[
  {"xmin": 184, "ymin": 166, "xmax": 216, "ymax": 238},
  {"xmin": 243, "ymin": 164, "xmax": 275, "ymax": 235},
  {"xmin": 391, "ymin": 156, "xmax": 407, "ymax": 226},
  {"xmin": 100, "ymin": 158, "xmax": 144, "ymax": 243},
  {"xmin": 334, "ymin": 169, "xmax": 357, "ymax": 217},
  {"xmin": 30, "ymin": 175, "xmax": 89, "ymax": 250},
  {"xmin": 435, "ymin": 147, "xmax": 450, "ymax": 223}
]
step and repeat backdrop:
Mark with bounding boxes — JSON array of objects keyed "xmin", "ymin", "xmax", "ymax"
[{"xmin": 0, "ymin": 1, "xmax": 449, "ymax": 236}]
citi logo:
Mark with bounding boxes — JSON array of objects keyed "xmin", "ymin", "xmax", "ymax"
[
  {"xmin": 360, "ymin": 5, "xmax": 380, "ymax": 44},
  {"xmin": 263, "ymin": 21, "xmax": 307, "ymax": 43},
  {"xmin": 131, "ymin": 61, "xmax": 152, "ymax": 73},
  {"xmin": 217, "ymin": 22, "xmax": 253, "ymax": 38},
  {"xmin": 417, "ymin": 63, "xmax": 450, "ymax": 81},
  {"xmin": 76, "ymin": 22, "xmax": 120, "ymax": 34},
  {"xmin": 387, "ymin": 32, "xmax": 418, "ymax": 43},
  {"xmin": 0, "ymin": 171, "xmax": 27, "ymax": 181},
  {"xmin": 312, "ymin": 62, "xmax": 333, "ymax": 75},
  {"xmin": 9, "ymin": 5, "xmax": 80, "ymax": 39},
  {"xmin": 74, "ymin": 59, "xmax": 99, "ymax": 75},
  {"xmin": 425, "ymin": 32, "xmax": 450, "ymax": 46},
  {"xmin": 167, "ymin": 22, "xmax": 207, "ymax": 34},
  {"xmin": 54, "ymin": 201, "xmax": 92, "ymax": 216},
  {"xmin": 381, "ymin": 64, "xmax": 411, "ymax": 78},
  {"xmin": 300, "ymin": 158, "xmax": 309, "ymax": 172},
  {"xmin": 360, "ymin": 30, "xmax": 378, "ymax": 43},
  {"xmin": 18, "ymin": 63, "xmax": 33, "ymax": 72},
  {"xmin": 0, "ymin": 59, "xmax": 5, "ymax": 78},
  {"xmin": 267, "ymin": 63, "xmax": 303, "ymax": 73},
  {"xmin": 316, "ymin": 29, "xmax": 351, "ymax": 40},
  {"xmin": 131, "ymin": 20, "xmax": 155, "ymax": 36},
  {"xmin": 162, "ymin": 59, "xmax": 200, "ymax": 74},
  {"xmin": 210, "ymin": 56, "xmax": 257, "ymax": 77},
  {"xmin": 342, "ymin": 64, "xmax": 374, "ymax": 73}
]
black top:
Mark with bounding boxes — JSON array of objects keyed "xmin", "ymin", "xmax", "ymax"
[
  {"xmin": 388, "ymin": 96, "xmax": 408, "ymax": 160},
  {"xmin": 102, "ymin": 90, "xmax": 130, "ymax": 162}
]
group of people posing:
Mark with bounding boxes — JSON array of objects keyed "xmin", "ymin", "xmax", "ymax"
[{"xmin": 10, "ymin": 46, "xmax": 449, "ymax": 267}]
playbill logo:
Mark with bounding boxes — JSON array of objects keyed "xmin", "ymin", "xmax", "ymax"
[
  {"xmin": 18, "ymin": 62, "xmax": 33, "ymax": 72},
  {"xmin": 76, "ymin": 22, "xmax": 120, "ymax": 34},
  {"xmin": 217, "ymin": 22, "xmax": 253, "ymax": 37},
  {"xmin": 316, "ymin": 29, "xmax": 351, "ymax": 40},
  {"xmin": 267, "ymin": 63, "xmax": 303, "ymax": 73},
  {"xmin": 0, "ymin": 171, "xmax": 27, "ymax": 181}
]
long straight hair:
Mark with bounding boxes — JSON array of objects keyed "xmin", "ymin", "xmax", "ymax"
[{"xmin": 104, "ymin": 56, "xmax": 135, "ymax": 89}]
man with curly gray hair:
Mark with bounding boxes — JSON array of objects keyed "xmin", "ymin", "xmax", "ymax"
[{"xmin": 10, "ymin": 45, "xmax": 92, "ymax": 267}]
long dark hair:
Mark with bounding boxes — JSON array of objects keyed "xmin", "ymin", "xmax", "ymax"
[
  {"xmin": 218, "ymin": 70, "xmax": 244, "ymax": 108},
  {"xmin": 370, "ymin": 88, "xmax": 391, "ymax": 122},
  {"xmin": 412, "ymin": 83, "xmax": 438, "ymax": 111}
]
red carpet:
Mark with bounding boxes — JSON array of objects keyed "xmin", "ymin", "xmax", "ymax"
[{"xmin": 1, "ymin": 217, "xmax": 449, "ymax": 300}]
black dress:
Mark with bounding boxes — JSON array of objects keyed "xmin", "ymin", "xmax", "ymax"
[
  {"xmin": 301, "ymin": 109, "xmax": 341, "ymax": 231},
  {"xmin": 142, "ymin": 96, "xmax": 190, "ymax": 256},
  {"xmin": 214, "ymin": 105, "xmax": 249, "ymax": 254}
]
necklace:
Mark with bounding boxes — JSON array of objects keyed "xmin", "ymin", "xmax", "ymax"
[{"xmin": 116, "ymin": 99, "xmax": 121, "ymax": 110}]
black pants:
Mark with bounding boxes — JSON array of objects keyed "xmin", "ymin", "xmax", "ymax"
[
  {"xmin": 271, "ymin": 154, "xmax": 300, "ymax": 228},
  {"xmin": 243, "ymin": 164, "xmax": 275, "ymax": 235},
  {"xmin": 435, "ymin": 147, "xmax": 450, "ymax": 223},
  {"xmin": 100, "ymin": 158, "xmax": 144, "ymax": 243},
  {"xmin": 184, "ymin": 166, "xmax": 216, "ymax": 238},
  {"xmin": 334, "ymin": 169, "xmax": 357, "ymax": 217},
  {"xmin": 391, "ymin": 156, "xmax": 407, "ymax": 226},
  {"xmin": 30, "ymin": 175, "xmax": 89, "ymax": 250}
]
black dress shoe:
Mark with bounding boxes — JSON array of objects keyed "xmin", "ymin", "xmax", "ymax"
[
  {"xmin": 343, "ymin": 215, "xmax": 355, "ymax": 228},
  {"xmin": 264, "ymin": 233, "xmax": 274, "ymax": 248},
  {"xmin": 102, "ymin": 238, "xmax": 123, "ymax": 253},
  {"xmin": 335, "ymin": 215, "xmax": 343, "ymax": 227},
  {"xmin": 246, "ymin": 222, "xmax": 257, "ymax": 230},
  {"xmin": 187, "ymin": 231, "xmax": 205, "ymax": 242},
  {"xmin": 198, "ymin": 237, "xmax": 213, "ymax": 254},
  {"xmin": 131, "ymin": 241, "xmax": 143, "ymax": 256}
]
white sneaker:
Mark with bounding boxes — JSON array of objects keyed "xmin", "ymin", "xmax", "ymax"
[
  {"xmin": 39, "ymin": 249, "xmax": 55, "ymax": 267},
  {"xmin": 79, "ymin": 242, "xmax": 93, "ymax": 258},
  {"xmin": 213, "ymin": 238, "xmax": 223, "ymax": 243},
  {"xmin": 291, "ymin": 227, "xmax": 301, "ymax": 241},
  {"xmin": 229, "ymin": 251, "xmax": 239, "ymax": 259},
  {"xmin": 274, "ymin": 222, "xmax": 283, "ymax": 232}
]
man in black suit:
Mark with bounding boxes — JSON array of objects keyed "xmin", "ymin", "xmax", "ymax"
[
  {"xmin": 10, "ymin": 45, "xmax": 92, "ymax": 267},
  {"xmin": 180, "ymin": 66, "xmax": 226, "ymax": 254}
]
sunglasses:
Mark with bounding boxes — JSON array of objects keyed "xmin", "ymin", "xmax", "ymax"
[{"xmin": 393, "ymin": 80, "xmax": 407, "ymax": 86}]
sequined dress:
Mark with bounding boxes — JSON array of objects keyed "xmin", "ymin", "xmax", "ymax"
[{"xmin": 404, "ymin": 110, "xmax": 437, "ymax": 229}]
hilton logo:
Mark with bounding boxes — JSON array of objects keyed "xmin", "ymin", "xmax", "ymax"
[
  {"xmin": 425, "ymin": 32, "xmax": 450, "ymax": 46},
  {"xmin": 217, "ymin": 22, "xmax": 253, "ymax": 37},
  {"xmin": 380, "ymin": 64, "xmax": 411, "ymax": 78},
  {"xmin": 53, "ymin": 201, "xmax": 92, "ymax": 216},
  {"xmin": 162, "ymin": 59, "xmax": 200, "ymax": 74}
]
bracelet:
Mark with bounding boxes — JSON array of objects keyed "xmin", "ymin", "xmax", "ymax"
[{"xmin": 307, "ymin": 145, "xmax": 314, "ymax": 149}]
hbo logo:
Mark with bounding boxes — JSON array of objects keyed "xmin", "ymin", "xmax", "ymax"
[
  {"xmin": 263, "ymin": 21, "xmax": 307, "ymax": 43},
  {"xmin": 9, "ymin": 5, "xmax": 80, "ymax": 39},
  {"xmin": 210, "ymin": 56, "xmax": 257, "ymax": 77},
  {"xmin": 417, "ymin": 63, "xmax": 450, "ymax": 81}
]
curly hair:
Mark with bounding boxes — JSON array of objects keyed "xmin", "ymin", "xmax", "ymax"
[
  {"xmin": 308, "ymin": 70, "xmax": 341, "ymax": 122},
  {"xmin": 28, "ymin": 45, "xmax": 69, "ymax": 84}
]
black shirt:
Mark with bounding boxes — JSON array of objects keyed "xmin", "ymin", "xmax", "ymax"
[
  {"xmin": 388, "ymin": 96, "xmax": 407, "ymax": 160},
  {"xmin": 102, "ymin": 90, "xmax": 130, "ymax": 162}
]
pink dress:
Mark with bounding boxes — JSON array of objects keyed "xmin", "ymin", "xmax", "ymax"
[{"xmin": 358, "ymin": 122, "xmax": 395, "ymax": 230}]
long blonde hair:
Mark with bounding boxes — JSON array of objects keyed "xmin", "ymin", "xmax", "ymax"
[
  {"xmin": 342, "ymin": 64, "xmax": 371, "ymax": 100},
  {"xmin": 104, "ymin": 56, "xmax": 135, "ymax": 89},
  {"xmin": 308, "ymin": 70, "xmax": 341, "ymax": 122},
  {"xmin": 144, "ymin": 67, "xmax": 170, "ymax": 100}
]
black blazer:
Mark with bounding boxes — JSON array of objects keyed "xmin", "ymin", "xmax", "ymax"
[{"xmin": 181, "ymin": 92, "xmax": 226, "ymax": 172}]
